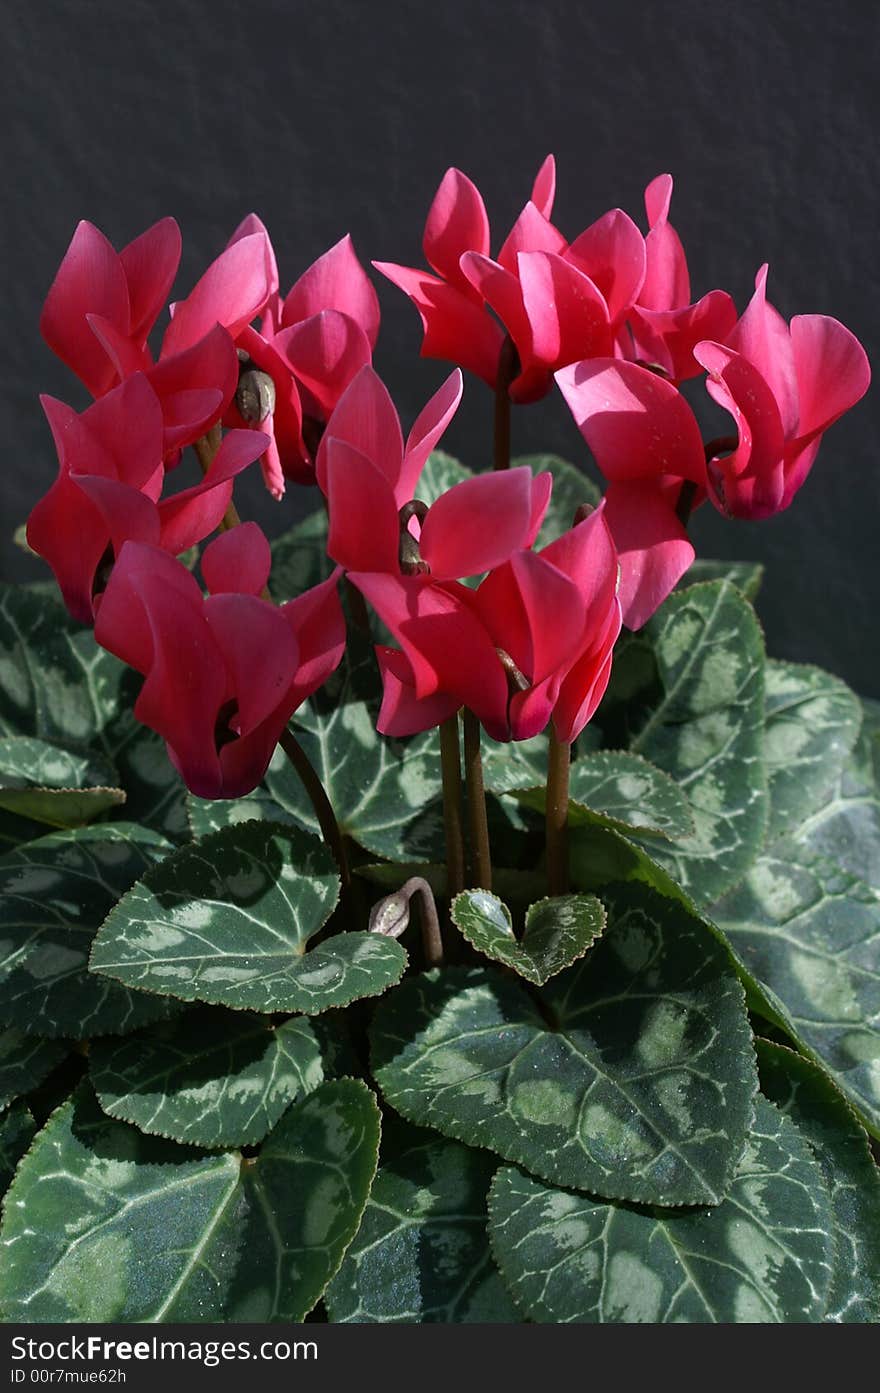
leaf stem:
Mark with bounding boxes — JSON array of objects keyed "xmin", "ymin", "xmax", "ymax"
[
  {"xmin": 493, "ymin": 336, "xmax": 517, "ymax": 472},
  {"xmin": 278, "ymin": 727, "xmax": 351, "ymax": 893},
  {"xmin": 439, "ymin": 715, "xmax": 466, "ymax": 900},
  {"xmin": 546, "ymin": 727, "xmax": 571, "ymax": 895},
  {"xmin": 462, "ymin": 710, "xmax": 492, "ymax": 889}
]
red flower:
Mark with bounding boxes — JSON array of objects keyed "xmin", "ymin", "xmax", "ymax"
[{"xmin": 94, "ymin": 531, "xmax": 345, "ymax": 798}]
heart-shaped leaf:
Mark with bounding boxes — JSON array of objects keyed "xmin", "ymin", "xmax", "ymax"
[
  {"xmin": 0, "ymin": 1079, "xmax": 380, "ymax": 1322},
  {"xmin": 0, "ymin": 736, "xmax": 125, "ymax": 828},
  {"xmin": 763, "ymin": 661, "xmax": 862, "ymax": 843},
  {"xmin": 89, "ymin": 1009, "xmax": 324, "ymax": 1148},
  {"xmin": 90, "ymin": 821, "xmax": 406, "ymax": 1014},
  {"xmin": 0, "ymin": 822, "xmax": 176, "ymax": 1038},
  {"xmin": 325, "ymin": 1118, "xmax": 518, "ymax": 1323},
  {"xmin": 188, "ymin": 633, "xmax": 445, "ymax": 863},
  {"xmin": 713, "ymin": 844, "xmax": 880, "ymax": 1136},
  {"xmin": 372, "ymin": 880, "xmax": 756, "ymax": 1205},
  {"xmin": 0, "ymin": 1030, "xmax": 67, "ymax": 1110},
  {"xmin": 488, "ymin": 1097, "xmax": 834, "ymax": 1323},
  {"xmin": 0, "ymin": 1101, "xmax": 35, "ymax": 1193},
  {"xmin": 629, "ymin": 580, "xmax": 767, "ymax": 903},
  {"xmin": 510, "ymin": 750, "xmax": 694, "ymax": 841},
  {"xmin": 758, "ymin": 1040, "xmax": 880, "ymax": 1323},
  {"xmin": 451, "ymin": 890, "xmax": 605, "ymax": 984}
]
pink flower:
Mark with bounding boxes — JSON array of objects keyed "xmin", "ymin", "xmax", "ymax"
[
  {"xmin": 349, "ymin": 506, "xmax": 620, "ymax": 745},
  {"xmin": 626, "ymin": 175, "xmax": 738, "ymax": 382},
  {"xmin": 26, "ymin": 374, "xmax": 267, "ymax": 624},
  {"xmin": 94, "ymin": 532, "xmax": 345, "ymax": 798},
  {"xmin": 375, "ymin": 157, "xmax": 648, "ymax": 404},
  {"xmin": 694, "ymin": 265, "xmax": 871, "ymax": 518},
  {"xmin": 556, "ymin": 358, "xmax": 706, "ymax": 629}
]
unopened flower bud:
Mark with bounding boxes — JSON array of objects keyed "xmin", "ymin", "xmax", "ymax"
[
  {"xmin": 369, "ymin": 891, "xmax": 410, "ymax": 938},
  {"xmin": 236, "ymin": 369, "xmax": 276, "ymax": 425}
]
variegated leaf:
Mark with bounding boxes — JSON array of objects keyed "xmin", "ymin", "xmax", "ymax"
[
  {"xmin": 0, "ymin": 735, "xmax": 124, "ymax": 828},
  {"xmin": 90, "ymin": 822, "xmax": 406, "ymax": 1014},
  {"xmin": 510, "ymin": 750, "xmax": 694, "ymax": 841},
  {"xmin": 451, "ymin": 890, "xmax": 605, "ymax": 984},
  {"xmin": 0, "ymin": 1031, "xmax": 67, "ymax": 1111}
]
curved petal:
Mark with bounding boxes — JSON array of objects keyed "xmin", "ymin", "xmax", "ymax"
[
  {"xmin": 725, "ymin": 265, "xmax": 798, "ymax": 436},
  {"xmin": 789, "ymin": 313, "xmax": 871, "ymax": 443},
  {"xmin": 201, "ymin": 521, "xmax": 272, "ymax": 596},
  {"xmin": 553, "ymin": 601, "xmax": 621, "ymax": 743},
  {"xmin": 695, "ymin": 340, "xmax": 787, "ymax": 518},
  {"xmin": 72, "ymin": 474, "xmax": 160, "ymax": 561},
  {"xmin": 423, "ymin": 167, "xmax": 490, "ymax": 294},
  {"xmin": 540, "ymin": 503, "xmax": 619, "ymax": 619},
  {"xmin": 162, "ymin": 232, "xmax": 274, "ymax": 357},
  {"xmin": 399, "ymin": 369, "xmax": 464, "ymax": 502},
  {"xmin": 419, "ymin": 467, "xmax": 534, "ymax": 580},
  {"xmin": 78, "ymin": 373, "xmax": 165, "ymax": 489},
  {"xmin": 274, "ymin": 309, "xmax": 372, "ymax": 419},
  {"xmin": 282, "ymin": 233, "xmax": 380, "ymax": 348},
  {"xmin": 375, "ymin": 646, "xmax": 461, "ymax": 737},
  {"xmin": 282, "ymin": 569, "xmax": 347, "ymax": 710},
  {"xmin": 227, "ymin": 213, "xmax": 280, "ymax": 317},
  {"xmin": 26, "ymin": 473, "xmax": 109, "ymax": 625},
  {"xmin": 373, "ymin": 261, "xmax": 503, "ymax": 387},
  {"xmin": 148, "ymin": 323, "xmax": 240, "ymax": 451},
  {"xmin": 323, "ymin": 438, "xmax": 400, "ymax": 573},
  {"xmin": 530, "ymin": 154, "xmax": 556, "ymax": 220},
  {"xmin": 40, "ymin": 220, "xmax": 130, "ymax": 396},
  {"xmin": 86, "ymin": 314, "xmax": 153, "ymax": 381},
  {"xmin": 157, "ymin": 429, "xmax": 269, "ymax": 554},
  {"xmin": 640, "ymin": 174, "xmax": 690, "ymax": 311},
  {"xmin": 555, "ymin": 357, "xmax": 706, "ymax": 484},
  {"xmin": 518, "ymin": 251, "xmax": 613, "ymax": 376},
  {"xmin": 204, "ymin": 593, "xmax": 299, "ymax": 735},
  {"xmin": 497, "ymin": 200, "xmax": 566, "ymax": 275},
  {"xmin": 315, "ymin": 364, "xmax": 403, "ymax": 494},
  {"xmin": 120, "ymin": 217, "xmax": 182, "ymax": 343},
  {"xmin": 601, "ymin": 480, "xmax": 693, "ymax": 629},
  {"xmin": 475, "ymin": 549, "xmax": 586, "ymax": 685},
  {"xmin": 526, "ymin": 470, "xmax": 553, "ymax": 545},
  {"xmin": 628, "ymin": 289, "xmax": 738, "ymax": 381},
  {"xmin": 565, "ymin": 208, "xmax": 646, "ymax": 325}
]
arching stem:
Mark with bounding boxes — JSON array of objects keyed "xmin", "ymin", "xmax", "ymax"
[
  {"xmin": 439, "ymin": 715, "xmax": 466, "ymax": 901},
  {"xmin": 369, "ymin": 876, "xmax": 444, "ymax": 969},
  {"xmin": 278, "ymin": 728, "xmax": 351, "ymax": 895}
]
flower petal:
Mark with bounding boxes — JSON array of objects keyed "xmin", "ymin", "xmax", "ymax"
[
  {"xmin": 419, "ymin": 466, "xmax": 535, "ymax": 580},
  {"xmin": 497, "ymin": 201, "xmax": 566, "ymax": 276},
  {"xmin": 530, "ymin": 154, "xmax": 556, "ymax": 220},
  {"xmin": 374, "ymin": 261, "xmax": 503, "ymax": 387},
  {"xmin": 695, "ymin": 339, "xmax": 787, "ymax": 517},
  {"xmin": 315, "ymin": 364, "xmax": 403, "ymax": 494},
  {"xmin": 282, "ymin": 569, "xmax": 347, "ymax": 710},
  {"xmin": 204, "ymin": 593, "xmax": 299, "ymax": 735},
  {"xmin": 282, "ymin": 233, "xmax": 380, "ymax": 348},
  {"xmin": 565, "ymin": 208, "xmax": 646, "ymax": 325},
  {"xmin": 323, "ymin": 438, "xmax": 400, "ymax": 573},
  {"xmin": 157, "ymin": 429, "xmax": 269, "ymax": 554},
  {"xmin": 423, "ymin": 167, "xmax": 490, "ymax": 294},
  {"xmin": 475, "ymin": 549, "xmax": 586, "ymax": 686},
  {"xmin": 40, "ymin": 220, "xmax": 130, "ymax": 396},
  {"xmin": 148, "ymin": 323, "xmax": 239, "ymax": 452},
  {"xmin": 399, "ymin": 369, "xmax": 464, "ymax": 502},
  {"xmin": 201, "ymin": 521, "xmax": 272, "ymax": 596},
  {"xmin": 375, "ymin": 646, "xmax": 461, "ymax": 737},
  {"xmin": 789, "ymin": 313, "xmax": 871, "ymax": 443},
  {"xmin": 724, "ymin": 265, "xmax": 798, "ymax": 436},
  {"xmin": 518, "ymin": 251, "xmax": 613, "ymax": 377},
  {"xmin": 119, "ymin": 217, "xmax": 182, "ymax": 343},
  {"xmin": 162, "ymin": 232, "xmax": 274, "ymax": 358},
  {"xmin": 274, "ymin": 309, "xmax": 372, "ymax": 419},
  {"xmin": 640, "ymin": 174, "xmax": 690, "ymax": 310},
  {"xmin": 603, "ymin": 480, "xmax": 695, "ymax": 628},
  {"xmin": 628, "ymin": 289, "xmax": 738, "ymax": 381}
]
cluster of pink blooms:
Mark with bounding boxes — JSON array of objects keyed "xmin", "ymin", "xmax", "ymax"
[{"xmin": 28, "ymin": 157, "xmax": 870, "ymax": 799}]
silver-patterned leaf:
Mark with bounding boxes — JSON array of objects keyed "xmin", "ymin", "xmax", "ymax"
[
  {"xmin": 189, "ymin": 633, "xmax": 445, "ymax": 863},
  {"xmin": 714, "ymin": 845, "xmax": 880, "ymax": 1136},
  {"xmin": 90, "ymin": 821, "xmax": 406, "ymax": 1014},
  {"xmin": 0, "ymin": 736, "xmax": 125, "ymax": 828},
  {"xmin": 0, "ymin": 1031, "xmax": 67, "ymax": 1111},
  {"xmin": 790, "ymin": 703, "xmax": 880, "ymax": 894},
  {"xmin": 681, "ymin": 559, "xmax": 764, "ymax": 601},
  {"xmin": 0, "ymin": 1079, "xmax": 380, "ymax": 1322},
  {"xmin": 0, "ymin": 823, "xmax": 177, "ymax": 1038},
  {"xmin": 0, "ymin": 584, "xmax": 187, "ymax": 841},
  {"xmin": 269, "ymin": 508, "xmax": 332, "ymax": 603},
  {"xmin": 488, "ymin": 1097, "xmax": 834, "ymax": 1323},
  {"xmin": 414, "ymin": 449, "xmax": 473, "ymax": 504},
  {"xmin": 89, "ymin": 1009, "xmax": 324, "ymax": 1148},
  {"xmin": 510, "ymin": 750, "xmax": 694, "ymax": 841},
  {"xmin": 758, "ymin": 1040, "xmax": 880, "ymax": 1323},
  {"xmin": 451, "ymin": 890, "xmax": 605, "ymax": 984},
  {"xmin": 325, "ymin": 1118, "xmax": 519, "ymax": 1323},
  {"xmin": 372, "ymin": 880, "xmax": 756, "ymax": 1206},
  {"xmin": 629, "ymin": 580, "xmax": 767, "ymax": 903},
  {"xmin": 763, "ymin": 662, "xmax": 862, "ymax": 843}
]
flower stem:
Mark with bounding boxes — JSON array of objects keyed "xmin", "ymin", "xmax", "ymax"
[
  {"xmin": 278, "ymin": 727, "xmax": 351, "ymax": 893},
  {"xmin": 546, "ymin": 728, "xmax": 571, "ymax": 895},
  {"xmin": 369, "ymin": 876, "xmax": 444, "ymax": 969},
  {"xmin": 439, "ymin": 715, "xmax": 466, "ymax": 900},
  {"xmin": 462, "ymin": 710, "xmax": 492, "ymax": 889},
  {"xmin": 194, "ymin": 425, "xmax": 245, "ymax": 533},
  {"xmin": 493, "ymin": 336, "xmax": 517, "ymax": 472}
]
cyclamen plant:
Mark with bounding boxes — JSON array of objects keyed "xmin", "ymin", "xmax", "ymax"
[{"xmin": 0, "ymin": 157, "xmax": 877, "ymax": 1326}]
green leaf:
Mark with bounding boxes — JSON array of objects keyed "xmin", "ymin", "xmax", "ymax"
[
  {"xmin": 0, "ymin": 809, "xmax": 48, "ymax": 856},
  {"xmin": 790, "ymin": 704, "xmax": 880, "ymax": 894},
  {"xmin": 189, "ymin": 633, "xmax": 445, "ymax": 862},
  {"xmin": 758, "ymin": 1041, "xmax": 880, "ymax": 1323},
  {"xmin": 629, "ymin": 580, "xmax": 767, "ymax": 903},
  {"xmin": 90, "ymin": 821, "xmax": 406, "ymax": 1014},
  {"xmin": 714, "ymin": 845, "xmax": 880, "ymax": 1136},
  {"xmin": 512, "ymin": 454, "xmax": 601, "ymax": 550},
  {"xmin": 0, "ymin": 1101, "xmax": 35, "ymax": 1192},
  {"xmin": 481, "ymin": 730, "xmax": 553, "ymax": 795},
  {"xmin": 358, "ymin": 861, "xmax": 548, "ymax": 907},
  {"xmin": 510, "ymin": 750, "xmax": 695, "ymax": 841},
  {"xmin": 89, "ymin": 1009, "xmax": 324, "ymax": 1148},
  {"xmin": 414, "ymin": 449, "xmax": 473, "ymax": 503},
  {"xmin": 681, "ymin": 559, "xmax": 764, "ymax": 601},
  {"xmin": 326, "ymin": 1118, "xmax": 518, "ymax": 1323},
  {"xmin": 0, "ymin": 1079, "xmax": 380, "ymax": 1322},
  {"xmin": 763, "ymin": 661, "xmax": 862, "ymax": 842},
  {"xmin": 269, "ymin": 508, "xmax": 332, "ymax": 603},
  {"xmin": 0, "ymin": 823, "xmax": 176, "ymax": 1038},
  {"xmin": 0, "ymin": 735, "xmax": 125, "ymax": 827},
  {"xmin": 488, "ymin": 1097, "xmax": 834, "ymax": 1323},
  {"xmin": 372, "ymin": 880, "xmax": 756, "ymax": 1205},
  {"xmin": 0, "ymin": 583, "xmax": 187, "ymax": 842},
  {"xmin": 451, "ymin": 891, "xmax": 605, "ymax": 985},
  {"xmin": 0, "ymin": 1031, "xmax": 67, "ymax": 1111}
]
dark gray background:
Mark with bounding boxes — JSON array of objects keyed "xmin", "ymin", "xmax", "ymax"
[{"xmin": 3, "ymin": 0, "xmax": 877, "ymax": 692}]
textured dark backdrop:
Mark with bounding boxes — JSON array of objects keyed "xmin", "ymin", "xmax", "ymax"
[{"xmin": 3, "ymin": 0, "xmax": 878, "ymax": 691}]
